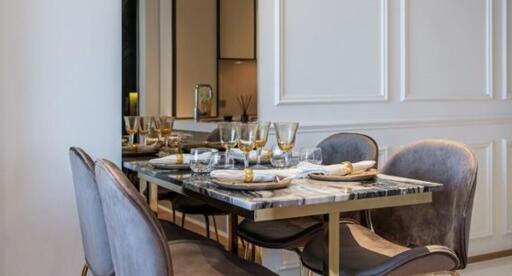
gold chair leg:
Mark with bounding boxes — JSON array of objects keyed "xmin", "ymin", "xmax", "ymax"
[
  {"xmin": 212, "ymin": 216, "xmax": 220, "ymax": 242},
  {"xmin": 181, "ymin": 213, "xmax": 186, "ymax": 228},
  {"xmin": 81, "ymin": 262, "xmax": 89, "ymax": 276}
]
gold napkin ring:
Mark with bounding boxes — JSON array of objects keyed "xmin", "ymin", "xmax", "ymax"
[
  {"xmin": 244, "ymin": 168, "xmax": 254, "ymax": 183},
  {"xmin": 341, "ymin": 161, "xmax": 353, "ymax": 175},
  {"xmin": 176, "ymin": 153, "xmax": 184, "ymax": 165}
]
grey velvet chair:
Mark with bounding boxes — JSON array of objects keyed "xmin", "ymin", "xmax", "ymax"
[
  {"xmin": 94, "ymin": 158, "xmax": 277, "ymax": 276},
  {"xmin": 300, "ymin": 139, "xmax": 478, "ymax": 275},
  {"xmin": 69, "ymin": 147, "xmax": 209, "ymax": 276},
  {"xmin": 236, "ymin": 133, "xmax": 379, "ymax": 256}
]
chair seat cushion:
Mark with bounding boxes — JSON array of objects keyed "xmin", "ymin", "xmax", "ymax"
[
  {"xmin": 171, "ymin": 195, "xmax": 226, "ymax": 215},
  {"xmin": 300, "ymin": 222, "xmax": 459, "ymax": 275},
  {"xmin": 237, "ymin": 216, "xmax": 324, "ymax": 249},
  {"xmin": 159, "ymin": 219, "xmax": 212, "ymax": 242},
  {"xmin": 169, "ymin": 240, "xmax": 277, "ymax": 275}
]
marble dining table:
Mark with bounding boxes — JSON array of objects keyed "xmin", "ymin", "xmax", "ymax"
[{"xmin": 123, "ymin": 160, "xmax": 443, "ymax": 276}]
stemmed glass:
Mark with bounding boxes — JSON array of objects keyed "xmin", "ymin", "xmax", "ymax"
[
  {"xmin": 138, "ymin": 116, "xmax": 152, "ymax": 146},
  {"xmin": 274, "ymin": 122, "xmax": 299, "ymax": 167},
  {"xmin": 218, "ymin": 122, "xmax": 239, "ymax": 169},
  {"xmin": 237, "ymin": 122, "xmax": 258, "ymax": 169},
  {"xmin": 253, "ymin": 122, "xmax": 271, "ymax": 168},
  {"xmin": 154, "ymin": 116, "xmax": 174, "ymax": 147},
  {"xmin": 124, "ymin": 116, "xmax": 139, "ymax": 149}
]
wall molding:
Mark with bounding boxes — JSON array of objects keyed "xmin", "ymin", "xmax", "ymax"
[
  {"xmin": 400, "ymin": 0, "xmax": 494, "ymax": 102},
  {"xmin": 292, "ymin": 114, "xmax": 512, "ymax": 134},
  {"xmin": 503, "ymin": 139, "xmax": 512, "ymax": 234},
  {"xmin": 274, "ymin": 0, "xmax": 389, "ymax": 105},
  {"xmin": 503, "ymin": 0, "xmax": 512, "ymax": 100},
  {"xmin": 469, "ymin": 142, "xmax": 494, "ymax": 239}
]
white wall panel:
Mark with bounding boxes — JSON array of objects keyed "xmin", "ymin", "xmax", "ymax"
[
  {"xmin": 507, "ymin": 0, "xmax": 512, "ymax": 99},
  {"xmin": 400, "ymin": 0, "xmax": 493, "ymax": 101},
  {"xmin": 275, "ymin": 0, "xmax": 388, "ymax": 104},
  {"xmin": 504, "ymin": 139, "xmax": 512, "ymax": 234}
]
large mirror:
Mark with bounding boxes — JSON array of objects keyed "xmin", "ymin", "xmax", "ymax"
[{"xmin": 122, "ymin": 0, "xmax": 258, "ymax": 122}]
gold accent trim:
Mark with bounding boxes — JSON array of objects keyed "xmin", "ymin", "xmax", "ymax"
[
  {"xmin": 341, "ymin": 161, "xmax": 353, "ymax": 175},
  {"xmin": 327, "ymin": 212, "xmax": 340, "ymax": 276},
  {"xmin": 468, "ymin": 249, "xmax": 512, "ymax": 263},
  {"xmin": 244, "ymin": 168, "xmax": 254, "ymax": 183},
  {"xmin": 81, "ymin": 262, "xmax": 89, "ymax": 276},
  {"xmin": 254, "ymin": 192, "xmax": 432, "ymax": 222},
  {"xmin": 176, "ymin": 153, "xmax": 184, "ymax": 165}
]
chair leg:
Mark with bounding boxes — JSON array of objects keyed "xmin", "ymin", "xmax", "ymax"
[
  {"xmin": 212, "ymin": 216, "xmax": 220, "ymax": 242},
  {"xmin": 81, "ymin": 262, "xmax": 89, "ymax": 276},
  {"xmin": 204, "ymin": 214, "xmax": 210, "ymax": 238},
  {"xmin": 181, "ymin": 213, "xmax": 186, "ymax": 228},
  {"xmin": 172, "ymin": 205, "xmax": 176, "ymax": 224}
]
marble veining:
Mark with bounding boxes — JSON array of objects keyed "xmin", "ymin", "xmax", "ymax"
[{"xmin": 124, "ymin": 161, "xmax": 443, "ymax": 210}]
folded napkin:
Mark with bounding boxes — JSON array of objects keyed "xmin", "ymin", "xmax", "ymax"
[
  {"xmin": 230, "ymin": 149, "xmax": 271, "ymax": 162},
  {"xmin": 149, "ymin": 153, "xmax": 212, "ymax": 165},
  {"xmin": 211, "ymin": 169, "xmax": 277, "ymax": 182},
  {"xmin": 297, "ymin": 160, "xmax": 376, "ymax": 177}
]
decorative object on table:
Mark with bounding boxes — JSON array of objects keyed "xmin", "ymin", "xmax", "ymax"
[
  {"xmin": 301, "ymin": 160, "xmax": 376, "ymax": 181},
  {"xmin": 218, "ymin": 122, "xmax": 239, "ymax": 168},
  {"xmin": 211, "ymin": 169, "xmax": 293, "ymax": 190},
  {"xmin": 138, "ymin": 116, "xmax": 152, "ymax": 146},
  {"xmin": 237, "ymin": 122, "xmax": 258, "ymax": 168},
  {"xmin": 274, "ymin": 122, "xmax": 299, "ymax": 167},
  {"xmin": 237, "ymin": 95, "xmax": 252, "ymax": 123},
  {"xmin": 253, "ymin": 122, "xmax": 271, "ymax": 169},
  {"xmin": 123, "ymin": 116, "xmax": 139, "ymax": 149},
  {"xmin": 189, "ymin": 148, "xmax": 219, "ymax": 173},
  {"xmin": 122, "ymin": 143, "xmax": 160, "ymax": 156},
  {"xmin": 299, "ymin": 147, "xmax": 323, "ymax": 165},
  {"xmin": 149, "ymin": 152, "xmax": 194, "ymax": 169}
]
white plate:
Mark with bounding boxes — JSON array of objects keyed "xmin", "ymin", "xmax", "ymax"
[
  {"xmin": 308, "ymin": 169, "xmax": 378, "ymax": 182},
  {"xmin": 212, "ymin": 178, "xmax": 292, "ymax": 190}
]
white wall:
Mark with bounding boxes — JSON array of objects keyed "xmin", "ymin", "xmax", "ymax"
[
  {"xmin": 258, "ymin": 0, "xmax": 512, "ymax": 274},
  {"xmin": 0, "ymin": 1, "xmax": 121, "ymax": 275}
]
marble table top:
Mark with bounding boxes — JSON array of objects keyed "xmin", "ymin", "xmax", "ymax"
[{"xmin": 124, "ymin": 161, "xmax": 443, "ymax": 211}]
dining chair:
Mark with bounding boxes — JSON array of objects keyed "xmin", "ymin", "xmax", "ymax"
[
  {"xmin": 94, "ymin": 158, "xmax": 277, "ymax": 276},
  {"xmin": 69, "ymin": 147, "xmax": 210, "ymax": 276},
  {"xmin": 236, "ymin": 132, "xmax": 379, "ymax": 259},
  {"xmin": 299, "ymin": 139, "xmax": 478, "ymax": 275}
]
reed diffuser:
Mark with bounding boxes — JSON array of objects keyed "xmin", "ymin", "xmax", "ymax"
[{"xmin": 237, "ymin": 95, "xmax": 252, "ymax": 123}]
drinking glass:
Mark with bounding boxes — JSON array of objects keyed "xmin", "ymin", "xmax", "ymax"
[
  {"xmin": 218, "ymin": 122, "xmax": 239, "ymax": 169},
  {"xmin": 212, "ymin": 152, "xmax": 235, "ymax": 169},
  {"xmin": 299, "ymin": 147, "xmax": 323, "ymax": 165},
  {"xmin": 237, "ymin": 122, "xmax": 258, "ymax": 169},
  {"xmin": 270, "ymin": 144, "xmax": 287, "ymax": 168},
  {"xmin": 158, "ymin": 116, "xmax": 175, "ymax": 147},
  {"xmin": 190, "ymin": 148, "xmax": 218, "ymax": 173},
  {"xmin": 253, "ymin": 122, "xmax": 271, "ymax": 169},
  {"xmin": 274, "ymin": 122, "xmax": 299, "ymax": 167},
  {"xmin": 124, "ymin": 116, "xmax": 139, "ymax": 148},
  {"xmin": 138, "ymin": 116, "xmax": 153, "ymax": 146}
]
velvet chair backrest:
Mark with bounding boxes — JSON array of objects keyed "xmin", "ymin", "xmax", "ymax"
[
  {"xmin": 317, "ymin": 133, "xmax": 379, "ymax": 167},
  {"xmin": 371, "ymin": 139, "xmax": 478, "ymax": 269},
  {"xmin": 69, "ymin": 147, "xmax": 114, "ymax": 276},
  {"xmin": 95, "ymin": 159, "xmax": 173, "ymax": 276}
]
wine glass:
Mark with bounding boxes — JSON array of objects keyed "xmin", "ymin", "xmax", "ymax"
[
  {"xmin": 124, "ymin": 116, "xmax": 139, "ymax": 149},
  {"xmin": 274, "ymin": 122, "xmax": 299, "ymax": 167},
  {"xmin": 138, "ymin": 116, "xmax": 153, "ymax": 146},
  {"xmin": 299, "ymin": 147, "xmax": 323, "ymax": 165},
  {"xmin": 158, "ymin": 116, "xmax": 175, "ymax": 147},
  {"xmin": 237, "ymin": 122, "xmax": 258, "ymax": 169},
  {"xmin": 253, "ymin": 121, "xmax": 271, "ymax": 168},
  {"xmin": 218, "ymin": 122, "xmax": 239, "ymax": 169}
]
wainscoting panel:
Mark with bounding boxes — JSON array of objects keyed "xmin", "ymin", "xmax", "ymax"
[
  {"xmin": 400, "ymin": 0, "xmax": 493, "ymax": 101},
  {"xmin": 275, "ymin": 0, "xmax": 388, "ymax": 104}
]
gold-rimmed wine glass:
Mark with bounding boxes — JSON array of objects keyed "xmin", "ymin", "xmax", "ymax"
[
  {"xmin": 218, "ymin": 122, "xmax": 239, "ymax": 169},
  {"xmin": 124, "ymin": 116, "xmax": 139, "ymax": 149},
  {"xmin": 237, "ymin": 122, "xmax": 258, "ymax": 169},
  {"xmin": 138, "ymin": 116, "xmax": 152, "ymax": 146},
  {"xmin": 155, "ymin": 116, "xmax": 175, "ymax": 147},
  {"xmin": 253, "ymin": 121, "xmax": 271, "ymax": 168},
  {"xmin": 274, "ymin": 122, "xmax": 299, "ymax": 167}
]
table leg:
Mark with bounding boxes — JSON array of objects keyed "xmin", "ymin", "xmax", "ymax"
[
  {"xmin": 148, "ymin": 182, "xmax": 158, "ymax": 213},
  {"xmin": 323, "ymin": 212, "xmax": 340, "ymax": 276},
  {"xmin": 227, "ymin": 214, "xmax": 239, "ymax": 255},
  {"xmin": 139, "ymin": 178, "xmax": 148, "ymax": 201}
]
